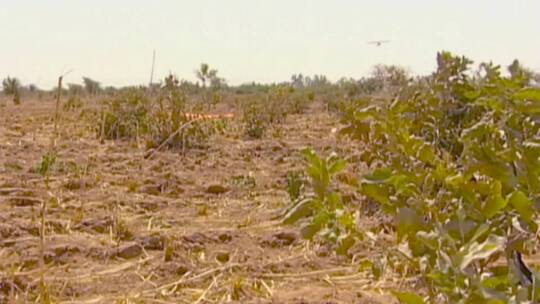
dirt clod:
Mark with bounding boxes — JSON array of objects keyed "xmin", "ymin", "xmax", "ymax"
[
  {"xmin": 0, "ymin": 100, "xmax": 388, "ymax": 303},
  {"xmin": 158, "ymin": 261, "xmax": 191, "ymax": 276},
  {"xmin": 64, "ymin": 178, "xmax": 93, "ymax": 190},
  {"xmin": 137, "ymin": 234, "xmax": 165, "ymax": 250},
  {"xmin": 76, "ymin": 217, "xmax": 113, "ymax": 233},
  {"xmin": 216, "ymin": 251, "xmax": 230, "ymax": 263},
  {"xmin": 206, "ymin": 184, "xmax": 229, "ymax": 195},
  {"xmin": 8, "ymin": 196, "xmax": 42, "ymax": 206},
  {"xmin": 218, "ymin": 231, "xmax": 234, "ymax": 243},
  {"xmin": 115, "ymin": 243, "xmax": 143, "ymax": 259},
  {"xmin": 262, "ymin": 231, "xmax": 298, "ymax": 248},
  {"xmin": 140, "ymin": 184, "xmax": 162, "ymax": 196}
]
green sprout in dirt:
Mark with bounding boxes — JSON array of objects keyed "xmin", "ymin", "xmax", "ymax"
[
  {"xmin": 35, "ymin": 152, "xmax": 57, "ymax": 176},
  {"xmin": 282, "ymin": 148, "xmax": 359, "ymax": 255},
  {"xmin": 35, "ymin": 151, "xmax": 57, "ymax": 304},
  {"xmin": 286, "ymin": 170, "xmax": 306, "ymax": 201}
]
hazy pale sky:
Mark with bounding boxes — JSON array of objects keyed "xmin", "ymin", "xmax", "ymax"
[{"xmin": 2, "ymin": 0, "xmax": 539, "ymax": 89}]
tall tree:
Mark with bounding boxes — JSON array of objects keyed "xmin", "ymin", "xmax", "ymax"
[
  {"xmin": 82, "ymin": 77, "xmax": 101, "ymax": 95},
  {"xmin": 68, "ymin": 83, "xmax": 84, "ymax": 96},
  {"xmin": 290, "ymin": 74, "xmax": 305, "ymax": 88},
  {"xmin": 508, "ymin": 59, "xmax": 533, "ymax": 83},
  {"xmin": 195, "ymin": 63, "xmax": 218, "ymax": 89},
  {"xmin": 2, "ymin": 76, "xmax": 21, "ymax": 104},
  {"xmin": 27, "ymin": 84, "xmax": 39, "ymax": 93}
]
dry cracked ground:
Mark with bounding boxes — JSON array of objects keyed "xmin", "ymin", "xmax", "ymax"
[{"xmin": 0, "ymin": 99, "xmax": 402, "ymax": 303}]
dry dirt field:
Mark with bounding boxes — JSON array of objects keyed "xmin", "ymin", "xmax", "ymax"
[{"xmin": 0, "ymin": 99, "xmax": 400, "ymax": 303}]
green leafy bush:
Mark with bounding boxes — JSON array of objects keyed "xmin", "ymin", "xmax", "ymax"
[
  {"xmin": 98, "ymin": 75, "xmax": 225, "ymax": 151},
  {"xmin": 99, "ymin": 89, "xmax": 151, "ymax": 140},
  {"xmin": 288, "ymin": 92, "xmax": 313, "ymax": 114},
  {"xmin": 242, "ymin": 100, "xmax": 269, "ymax": 139},
  {"xmin": 340, "ymin": 52, "xmax": 540, "ymax": 302},
  {"xmin": 241, "ymin": 85, "xmax": 295, "ymax": 139},
  {"xmin": 63, "ymin": 96, "xmax": 83, "ymax": 111}
]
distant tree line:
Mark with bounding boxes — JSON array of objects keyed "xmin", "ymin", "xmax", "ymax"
[{"xmin": 2, "ymin": 60, "xmax": 539, "ymax": 105}]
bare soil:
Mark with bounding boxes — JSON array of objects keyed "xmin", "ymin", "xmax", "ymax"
[{"xmin": 0, "ymin": 99, "xmax": 399, "ymax": 303}]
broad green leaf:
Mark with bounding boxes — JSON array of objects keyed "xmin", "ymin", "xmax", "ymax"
[
  {"xmin": 514, "ymin": 88, "xmax": 540, "ymax": 102},
  {"xmin": 404, "ymin": 136, "xmax": 424, "ymax": 158},
  {"xmin": 417, "ymin": 143, "xmax": 437, "ymax": 165},
  {"xmin": 328, "ymin": 159, "xmax": 347, "ymax": 175},
  {"xmin": 386, "ymin": 174, "xmax": 410, "ymax": 188},
  {"xmin": 479, "ymin": 296, "xmax": 507, "ymax": 304},
  {"xmin": 321, "ymin": 161, "xmax": 330, "ymax": 191},
  {"xmin": 357, "ymin": 260, "xmax": 373, "ymax": 271},
  {"xmin": 386, "ymin": 174, "xmax": 419, "ymax": 197},
  {"xmin": 459, "ymin": 234, "xmax": 505, "ymax": 271},
  {"xmin": 336, "ymin": 233, "xmax": 356, "ymax": 255},
  {"xmin": 468, "ymin": 224, "xmax": 491, "ymax": 244},
  {"xmin": 337, "ymin": 210, "xmax": 355, "ymax": 230},
  {"xmin": 462, "ymin": 119, "xmax": 491, "ymax": 140},
  {"xmin": 482, "ymin": 163, "xmax": 516, "ymax": 188},
  {"xmin": 307, "ymin": 166, "xmax": 321, "ymax": 183},
  {"xmin": 416, "ymin": 231, "xmax": 438, "ymax": 251},
  {"xmin": 301, "ymin": 148, "xmax": 320, "ymax": 166},
  {"xmin": 391, "ymin": 291, "xmax": 425, "ymax": 304},
  {"xmin": 445, "ymin": 173, "xmax": 464, "ymax": 188},
  {"xmin": 444, "ymin": 213, "xmax": 478, "ymax": 241},
  {"xmin": 282, "ymin": 198, "xmax": 315, "ymax": 225},
  {"xmin": 483, "ymin": 181, "xmax": 508, "ymax": 218},
  {"xmin": 433, "ymin": 163, "xmax": 452, "ymax": 182},
  {"xmin": 507, "ymin": 190, "xmax": 536, "ymax": 225},
  {"xmin": 326, "ymin": 192, "xmax": 342, "ymax": 210},
  {"xmin": 300, "ymin": 210, "xmax": 330, "ymax": 239},
  {"xmin": 396, "ymin": 207, "xmax": 424, "ymax": 240},
  {"xmin": 464, "ymin": 90, "xmax": 481, "ymax": 101},
  {"xmin": 300, "ymin": 222, "xmax": 322, "ymax": 239},
  {"xmin": 354, "ymin": 106, "xmax": 378, "ymax": 120},
  {"xmin": 482, "ymin": 275, "xmax": 509, "ymax": 289},
  {"xmin": 527, "ymin": 168, "xmax": 540, "ymax": 193},
  {"xmin": 517, "ymin": 101, "xmax": 540, "ymax": 115},
  {"xmin": 523, "ymin": 141, "xmax": 540, "ymax": 160},
  {"xmin": 341, "ymin": 122, "xmax": 371, "ymax": 140},
  {"xmin": 475, "ymin": 97, "xmax": 504, "ymax": 111},
  {"xmin": 360, "ymin": 183, "xmax": 390, "ymax": 205},
  {"xmin": 364, "ymin": 168, "xmax": 393, "ymax": 183}
]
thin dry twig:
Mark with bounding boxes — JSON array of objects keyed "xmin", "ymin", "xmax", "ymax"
[
  {"xmin": 53, "ymin": 75, "xmax": 63, "ymax": 140},
  {"xmin": 258, "ymin": 266, "xmax": 355, "ymax": 279},
  {"xmin": 194, "ymin": 274, "xmax": 221, "ymax": 304},
  {"xmin": 144, "ymin": 263, "xmax": 241, "ymax": 296},
  {"xmin": 144, "ymin": 119, "xmax": 198, "ymax": 159},
  {"xmin": 46, "ymin": 255, "xmax": 157, "ymax": 283}
]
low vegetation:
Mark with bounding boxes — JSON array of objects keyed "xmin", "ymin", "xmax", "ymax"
[
  {"xmin": 98, "ymin": 74, "xmax": 227, "ymax": 152},
  {"xmin": 1, "ymin": 56, "xmax": 540, "ymax": 303},
  {"xmin": 283, "ymin": 52, "xmax": 540, "ymax": 302}
]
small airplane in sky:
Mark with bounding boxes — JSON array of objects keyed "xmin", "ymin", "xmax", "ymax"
[{"xmin": 368, "ymin": 40, "xmax": 391, "ymax": 47}]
